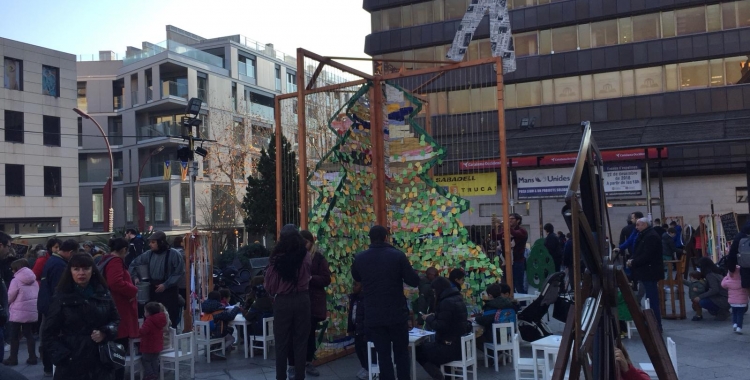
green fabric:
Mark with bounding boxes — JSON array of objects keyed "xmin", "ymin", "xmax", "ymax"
[{"xmin": 617, "ymin": 291, "xmax": 632, "ymax": 321}]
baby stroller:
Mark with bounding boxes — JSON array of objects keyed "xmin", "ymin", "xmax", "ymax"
[{"xmin": 518, "ymin": 272, "xmax": 566, "ymax": 342}]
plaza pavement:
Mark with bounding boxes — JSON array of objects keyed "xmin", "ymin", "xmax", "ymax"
[{"xmin": 6, "ymin": 299, "xmax": 750, "ymax": 380}]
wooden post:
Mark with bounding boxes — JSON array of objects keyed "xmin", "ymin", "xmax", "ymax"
[
  {"xmin": 371, "ymin": 79, "xmax": 387, "ymax": 226},
  {"xmin": 297, "ymin": 48, "xmax": 309, "ymax": 229},
  {"xmin": 182, "ymin": 232, "xmax": 193, "ymax": 333},
  {"xmin": 275, "ymin": 97, "xmax": 283, "ymax": 238},
  {"xmin": 495, "ymin": 57, "xmax": 513, "ymax": 293}
]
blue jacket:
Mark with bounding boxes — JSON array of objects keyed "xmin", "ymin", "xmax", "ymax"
[
  {"xmin": 619, "ymin": 229, "xmax": 638, "ymax": 254},
  {"xmin": 673, "ymin": 225, "xmax": 683, "ymax": 248},
  {"xmin": 38, "ymin": 254, "xmax": 68, "ymax": 316}
]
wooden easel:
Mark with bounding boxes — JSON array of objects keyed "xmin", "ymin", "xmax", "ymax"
[{"xmin": 551, "ymin": 123, "xmax": 677, "ymax": 380}]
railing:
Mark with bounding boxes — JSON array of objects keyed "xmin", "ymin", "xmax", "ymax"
[
  {"xmin": 238, "ymin": 61, "xmax": 255, "ymax": 78},
  {"xmin": 198, "ymin": 88, "xmax": 207, "ymax": 103},
  {"xmin": 123, "ymin": 40, "xmax": 223, "ymax": 68},
  {"xmin": 286, "ymin": 83, "xmax": 297, "ymax": 94},
  {"xmin": 275, "ymin": 78, "xmax": 281, "ymax": 91},
  {"xmin": 131, "ymin": 90, "xmax": 138, "ymax": 106},
  {"xmin": 235, "ymin": 35, "xmax": 294, "ymax": 62},
  {"xmin": 137, "ymin": 122, "xmax": 182, "ymax": 141},
  {"xmin": 113, "ymin": 95, "xmax": 123, "ymax": 110},
  {"xmin": 77, "ymin": 53, "xmax": 124, "ymax": 62},
  {"xmin": 109, "ymin": 133, "xmax": 123, "ymax": 146},
  {"xmin": 162, "ymin": 81, "xmax": 188, "ymax": 100},
  {"xmin": 79, "ymin": 168, "xmax": 123, "ymax": 182},
  {"xmin": 247, "ymin": 101, "xmax": 274, "ymax": 122}
]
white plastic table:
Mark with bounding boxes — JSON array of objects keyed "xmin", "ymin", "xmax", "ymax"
[
  {"xmin": 408, "ymin": 330, "xmax": 434, "ymax": 380},
  {"xmin": 230, "ymin": 313, "xmax": 251, "ymax": 358},
  {"xmin": 514, "ymin": 293, "xmax": 538, "ymax": 303},
  {"xmin": 531, "ymin": 335, "xmax": 562, "ymax": 380}
]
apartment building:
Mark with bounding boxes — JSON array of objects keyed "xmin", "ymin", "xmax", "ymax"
[
  {"xmin": 364, "ymin": 0, "xmax": 750, "ymax": 237},
  {"xmin": 76, "ymin": 25, "xmax": 308, "ymax": 232},
  {"xmin": 1, "ymin": 38, "xmax": 79, "ymax": 234}
]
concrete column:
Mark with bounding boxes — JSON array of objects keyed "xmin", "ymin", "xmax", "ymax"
[
  {"xmin": 138, "ymin": 70, "xmax": 146, "ymax": 104},
  {"xmin": 123, "ymin": 79, "xmax": 132, "ymax": 109},
  {"xmin": 152, "ymin": 64, "xmax": 161, "ymax": 100}
]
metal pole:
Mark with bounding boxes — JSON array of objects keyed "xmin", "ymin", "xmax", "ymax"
[
  {"xmin": 539, "ymin": 199, "xmax": 544, "ymax": 239},
  {"xmin": 190, "ymin": 161, "xmax": 197, "ymax": 230},
  {"xmin": 275, "ymin": 97, "xmax": 283, "ymax": 239},
  {"xmin": 645, "ymin": 161, "xmax": 652, "ymax": 222},
  {"xmin": 74, "ymin": 108, "xmax": 113, "ymax": 232},
  {"xmin": 297, "ymin": 48, "xmax": 309, "ymax": 229},
  {"xmin": 495, "ymin": 57, "xmax": 513, "ymax": 293},
  {"xmin": 746, "ymin": 162, "xmax": 750, "ymax": 214},
  {"xmin": 658, "ymin": 161, "xmax": 666, "ymax": 222}
]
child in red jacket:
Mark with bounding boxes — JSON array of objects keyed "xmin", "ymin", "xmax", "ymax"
[{"xmin": 140, "ymin": 302, "xmax": 168, "ymax": 380}]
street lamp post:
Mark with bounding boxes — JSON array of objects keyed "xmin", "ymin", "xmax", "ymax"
[
  {"xmin": 137, "ymin": 145, "xmax": 165, "ymax": 233},
  {"xmin": 74, "ymin": 108, "xmax": 114, "ymax": 232}
]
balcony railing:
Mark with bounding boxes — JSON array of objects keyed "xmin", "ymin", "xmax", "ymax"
[
  {"xmin": 123, "ymin": 40, "xmax": 223, "ymax": 68},
  {"xmin": 131, "ymin": 90, "xmax": 138, "ymax": 106},
  {"xmin": 246, "ymin": 101, "xmax": 274, "ymax": 122},
  {"xmin": 238, "ymin": 61, "xmax": 256, "ymax": 84},
  {"xmin": 109, "ymin": 134, "xmax": 123, "ymax": 146},
  {"xmin": 146, "ymin": 86, "xmax": 153, "ymax": 102},
  {"xmin": 79, "ymin": 168, "xmax": 123, "ymax": 183},
  {"xmin": 137, "ymin": 122, "xmax": 182, "ymax": 141},
  {"xmin": 113, "ymin": 95, "xmax": 123, "ymax": 110},
  {"xmin": 162, "ymin": 81, "xmax": 188, "ymax": 100}
]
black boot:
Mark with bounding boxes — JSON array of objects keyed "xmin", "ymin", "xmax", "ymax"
[
  {"xmin": 27, "ymin": 337, "xmax": 38, "ymax": 365},
  {"xmin": 2, "ymin": 340, "xmax": 19, "ymax": 365}
]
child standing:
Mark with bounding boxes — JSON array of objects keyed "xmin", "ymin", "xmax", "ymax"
[
  {"xmin": 722, "ymin": 265, "xmax": 749, "ymax": 334},
  {"xmin": 3, "ymin": 259, "xmax": 38, "ymax": 366},
  {"xmin": 348, "ymin": 282, "xmax": 369, "ymax": 380},
  {"xmin": 140, "ymin": 302, "xmax": 168, "ymax": 380},
  {"xmin": 687, "ymin": 271, "xmax": 707, "ymax": 321}
]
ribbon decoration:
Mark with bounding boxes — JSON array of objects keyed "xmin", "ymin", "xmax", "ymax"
[{"xmin": 163, "ymin": 161, "xmax": 171, "ymax": 181}]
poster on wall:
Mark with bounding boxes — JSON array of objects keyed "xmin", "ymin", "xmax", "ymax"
[
  {"xmin": 434, "ymin": 172, "xmax": 497, "ymax": 196},
  {"xmin": 603, "ymin": 164, "xmax": 642, "ymax": 196},
  {"xmin": 516, "ymin": 168, "xmax": 571, "ymax": 200}
]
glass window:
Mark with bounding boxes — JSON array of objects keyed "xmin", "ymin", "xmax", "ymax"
[
  {"xmin": 445, "ymin": 0, "xmax": 468, "ymax": 20},
  {"xmin": 414, "ymin": 47, "xmax": 435, "ymax": 69},
  {"xmin": 413, "ymin": 2, "xmax": 434, "ymax": 25},
  {"xmin": 725, "ymin": 56, "xmax": 749, "ymax": 85},
  {"xmin": 710, "ymin": 59, "xmax": 725, "ymax": 86},
  {"xmin": 93, "ymin": 193, "xmax": 103, "ymax": 223},
  {"xmin": 448, "ymin": 89, "xmax": 471, "ymax": 114},
  {"xmin": 514, "ymin": 32, "xmax": 539, "ymax": 57},
  {"xmin": 622, "ymin": 70, "xmax": 635, "ymax": 96},
  {"xmin": 551, "ymin": 26, "xmax": 578, "ymax": 53},
  {"xmin": 675, "ymin": 6, "xmax": 706, "ymax": 35},
  {"xmin": 554, "ymin": 77, "xmax": 580, "ymax": 103},
  {"xmin": 5, "ymin": 164, "xmax": 24, "ymax": 196},
  {"xmin": 42, "ymin": 66, "xmax": 59, "ymax": 97},
  {"xmin": 635, "ymin": 67, "xmax": 664, "ymax": 95},
  {"xmin": 181, "ymin": 184, "xmax": 190, "ymax": 224},
  {"xmin": 154, "ymin": 195, "xmax": 166, "ymax": 222},
  {"xmin": 594, "ymin": 72, "xmax": 622, "ymax": 99},
  {"xmin": 43, "ymin": 166, "xmax": 61, "ymax": 197},
  {"xmin": 480, "ymin": 87, "xmax": 497, "ymax": 111},
  {"xmin": 516, "ymin": 82, "xmax": 542, "ymax": 107},
  {"xmin": 590, "ymin": 20, "xmax": 618, "ymax": 48},
  {"xmin": 723, "ymin": 3, "xmax": 737, "ymax": 29},
  {"xmin": 3, "ymin": 58, "xmax": 23, "ymax": 90},
  {"xmin": 661, "ymin": 11, "xmax": 676, "ymax": 38},
  {"xmin": 4, "ymin": 110, "xmax": 23, "ymax": 143},
  {"xmin": 679, "ymin": 60, "xmax": 709, "ymax": 89},
  {"xmin": 740, "ymin": 0, "xmax": 750, "ymax": 27},
  {"xmin": 371, "ymin": 11, "xmax": 383, "ymax": 32},
  {"xmin": 402, "ymin": 5, "xmax": 413, "ymax": 27},
  {"xmin": 513, "ymin": 0, "xmax": 535, "ymax": 9},
  {"xmin": 665, "ymin": 64, "xmax": 678, "ymax": 91},
  {"xmin": 541, "ymin": 80, "xmax": 554, "ymax": 105},
  {"xmin": 578, "ymin": 25, "xmax": 591, "ymax": 49},
  {"xmin": 384, "ymin": 7, "xmax": 401, "ymax": 30},
  {"xmin": 618, "ymin": 18, "xmax": 633, "ymax": 44},
  {"xmin": 707, "ymin": 4, "xmax": 722, "ymax": 32},
  {"xmin": 141, "ymin": 196, "xmax": 151, "ymax": 223},
  {"xmin": 632, "ymin": 14, "xmax": 660, "ymax": 42},
  {"xmin": 539, "ymin": 30, "xmax": 552, "ymax": 54},
  {"xmin": 77, "ymin": 82, "xmax": 87, "ymax": 111},
  {"xmin": 43, "ymin": 116, "xmax": 61, "ymax": 147},
  {"xmin": 505, "ymin": 84, "xmax": 517, "ymax": 109},
  {"xmin": 580, "ymin": 75, "xmax": 593, "ymax": 100},
  {"xmin": 433, "ymin": 0, "xmax": 444, "ymax": 22}
]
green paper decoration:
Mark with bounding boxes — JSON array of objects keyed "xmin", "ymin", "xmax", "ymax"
[
  {"xmin": 526, "ymin": 238, "xmax": 556, "ymax": 290},
  {"xmin": 307, "ymin": 82, "xmax": 502, "ymax": 330}
]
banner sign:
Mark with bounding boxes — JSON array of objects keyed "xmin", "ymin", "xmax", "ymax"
[
  {"xmin": 459, "ymin": 148, "xmax": 667, "ymax": 170},
  {"xmin": 517, "ymin": 168, "xmax": 572, "ymax": 200},
  {"xmin": 434, "ymin": 172, "xmax": 497, "ymax": 196},
  {"xmin": 603, "ymin": 164, "xmax": 643, "ymax": 196}
]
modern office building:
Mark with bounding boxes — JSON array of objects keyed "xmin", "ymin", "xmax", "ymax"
[
  {"xmin": 1, "ymin": 38, "xmax": 80, "ymax": 234},
  {"xmin": 364, "ymin": 0, "xmax": 750, "ymax": 238},
  {"xmin": 76, "ymin": 25, "xmax": 308, "ymax": 232}
]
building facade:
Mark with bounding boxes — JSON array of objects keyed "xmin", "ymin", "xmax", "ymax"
[
  {"xmin": 1, "ymin": 38, "xmax": 79, "ymax": 234},
  {"xmin": 76, "ymin": 25, "xmax": 305, "ymax": 232},
  {"xmin": 364, "ymin": 0, "xmax": 750, "ymax": 240}
]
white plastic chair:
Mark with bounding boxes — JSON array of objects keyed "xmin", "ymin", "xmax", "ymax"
[
  {"xmin": 639, "ymin": 336, "xmax": 677, "ymax": 378},
  {"xmin": 249, "ymin": 317, "xmax": 275, "ymax": 359},
  {"xmin": 194, "ymin": 320, "xmax": 225, "ymax": 363},
  {"xmin": 160, "ymin": 332, "xmax": 195, "ymax": 380},
  {"xmin": 366, "ymin": 341, "xmax": 380, "ymax": 380},
  {"xmin": 124, "ymin": 338, "xmax": 143, "ymax": 380},
  {"xmin": 483, "ymin": 322, "xmax": 514, "ymax": 371},
  {"xmin": 441, "ymin": 333, "xmax": 477, "ymax": 380},
  {"xmin": 512, "ymin": 333, "xmax": 545, "ymax": 380},
  {"xmin": 625, "ymin": 320, "xmax": 637, "ymax": 339}
]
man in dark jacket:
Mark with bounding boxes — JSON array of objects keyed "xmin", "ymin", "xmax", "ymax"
[
  {"xmin": 543, "ymin": 223, "xmax": 562, "ymax": 272},
  {"xmin": 492, "ymin": 213, "xmax": 528, "ymax": 294},
  {"xmin": 624, "ymin": 218, "xmax": 663, "ymax": 331},
  {"xmin": 352, "ymin": 225, "xmax": 420, "ymax": 380},
  {"xmin": 124, "ymin": 228, "xmax": 145, "ymax": 268},
  {"xmin": 414, "ymin": 267, "xmax": 438, "ymax": 326},
  {"xmin": 618, "ymin": 212, "xmax": 644, "ymax": 257},
  {"xmin": 662, "ymin": 228, "xmax": 682, "ymax": 261},
  {"xmin": 37, "ymin": 239, "xmax": 77, "ymax": 376}
]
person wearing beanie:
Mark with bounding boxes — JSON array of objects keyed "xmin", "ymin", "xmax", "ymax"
[
  {"xmin": 352, "ymin": 225, "xmax": 420, "ymax": 380},
  {"xmin": 128, "ymin": 231, "xmax": 185, "ymax": 328}
]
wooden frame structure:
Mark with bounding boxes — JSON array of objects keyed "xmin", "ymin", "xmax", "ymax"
[
  {"xmin": 274, "ymin": 49, "xmax": 521, "ymax": 292},
  {"xmin": 552, "ymin": 122, "xmax": 677, "ymax": 380}
]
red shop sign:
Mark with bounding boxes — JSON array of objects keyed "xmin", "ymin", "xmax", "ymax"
[{"xmin": 459, "ymin": 148, "xmax": 667, "ymax": 171}]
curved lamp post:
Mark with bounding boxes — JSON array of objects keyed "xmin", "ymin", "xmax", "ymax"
[
  {"xmin": 74, "ymin": 108, "xmax": 114, "ymax": 232},
  {"xmin": 137, "ymin": 145, "xmax": 165, "ymax": 233}
]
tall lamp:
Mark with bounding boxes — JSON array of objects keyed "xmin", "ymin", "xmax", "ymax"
[{"xmin": 74, "ymin": 108, "xmax": 114, "ymax": 232}]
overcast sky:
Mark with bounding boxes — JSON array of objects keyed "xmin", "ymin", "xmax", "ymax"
[{"xmin": 0, "ymin": 0, "xmax": 373, "ymax": 73}]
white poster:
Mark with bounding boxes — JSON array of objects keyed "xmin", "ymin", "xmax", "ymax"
[
  {"xmin": 603, "ymin": 164, "xmax": 642, "ymax": 196},
  {"xmin": 516, "ymin": 168, "xmax": 572, "ymax": 200}
]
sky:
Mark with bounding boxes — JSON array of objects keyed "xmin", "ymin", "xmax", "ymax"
[{"xmin": 0, "ymin": 0, "xmax": 374, "ymax": 73}]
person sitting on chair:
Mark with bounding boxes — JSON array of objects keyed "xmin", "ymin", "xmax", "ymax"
[{"xmin": 415, "ymin": 277, "xmax": 470, "ymax": 380}]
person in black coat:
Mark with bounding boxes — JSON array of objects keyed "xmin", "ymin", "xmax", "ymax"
[
  {"xmin": 352, "ymin": 225, "xmax": 420, "ymax": 380},
  {"xmin": 544, "ymin": 223, "xmax": 562, "ymax": 272},
  {"xmin": 416, "ymin": 277, "xmax": 469, "ymax": 380},
  {"xmin": 622, "ymin": 218, "xmax": 663, "ymax": 331},
  {"xmin": 725, "ymin": 222, "xmax": 750, "ymax": 289},
  {"xmin": 42, "ymin": 253, "xmax": 120, "ymax": 380}
]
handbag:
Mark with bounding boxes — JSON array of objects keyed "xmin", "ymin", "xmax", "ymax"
[
  {"xmin": 99, "ymin": 341, "xmax": 126, "ymax": 369},
  {"xmin": 553, "ymin": 293, "xmax": 573, "ymax": 323}
]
